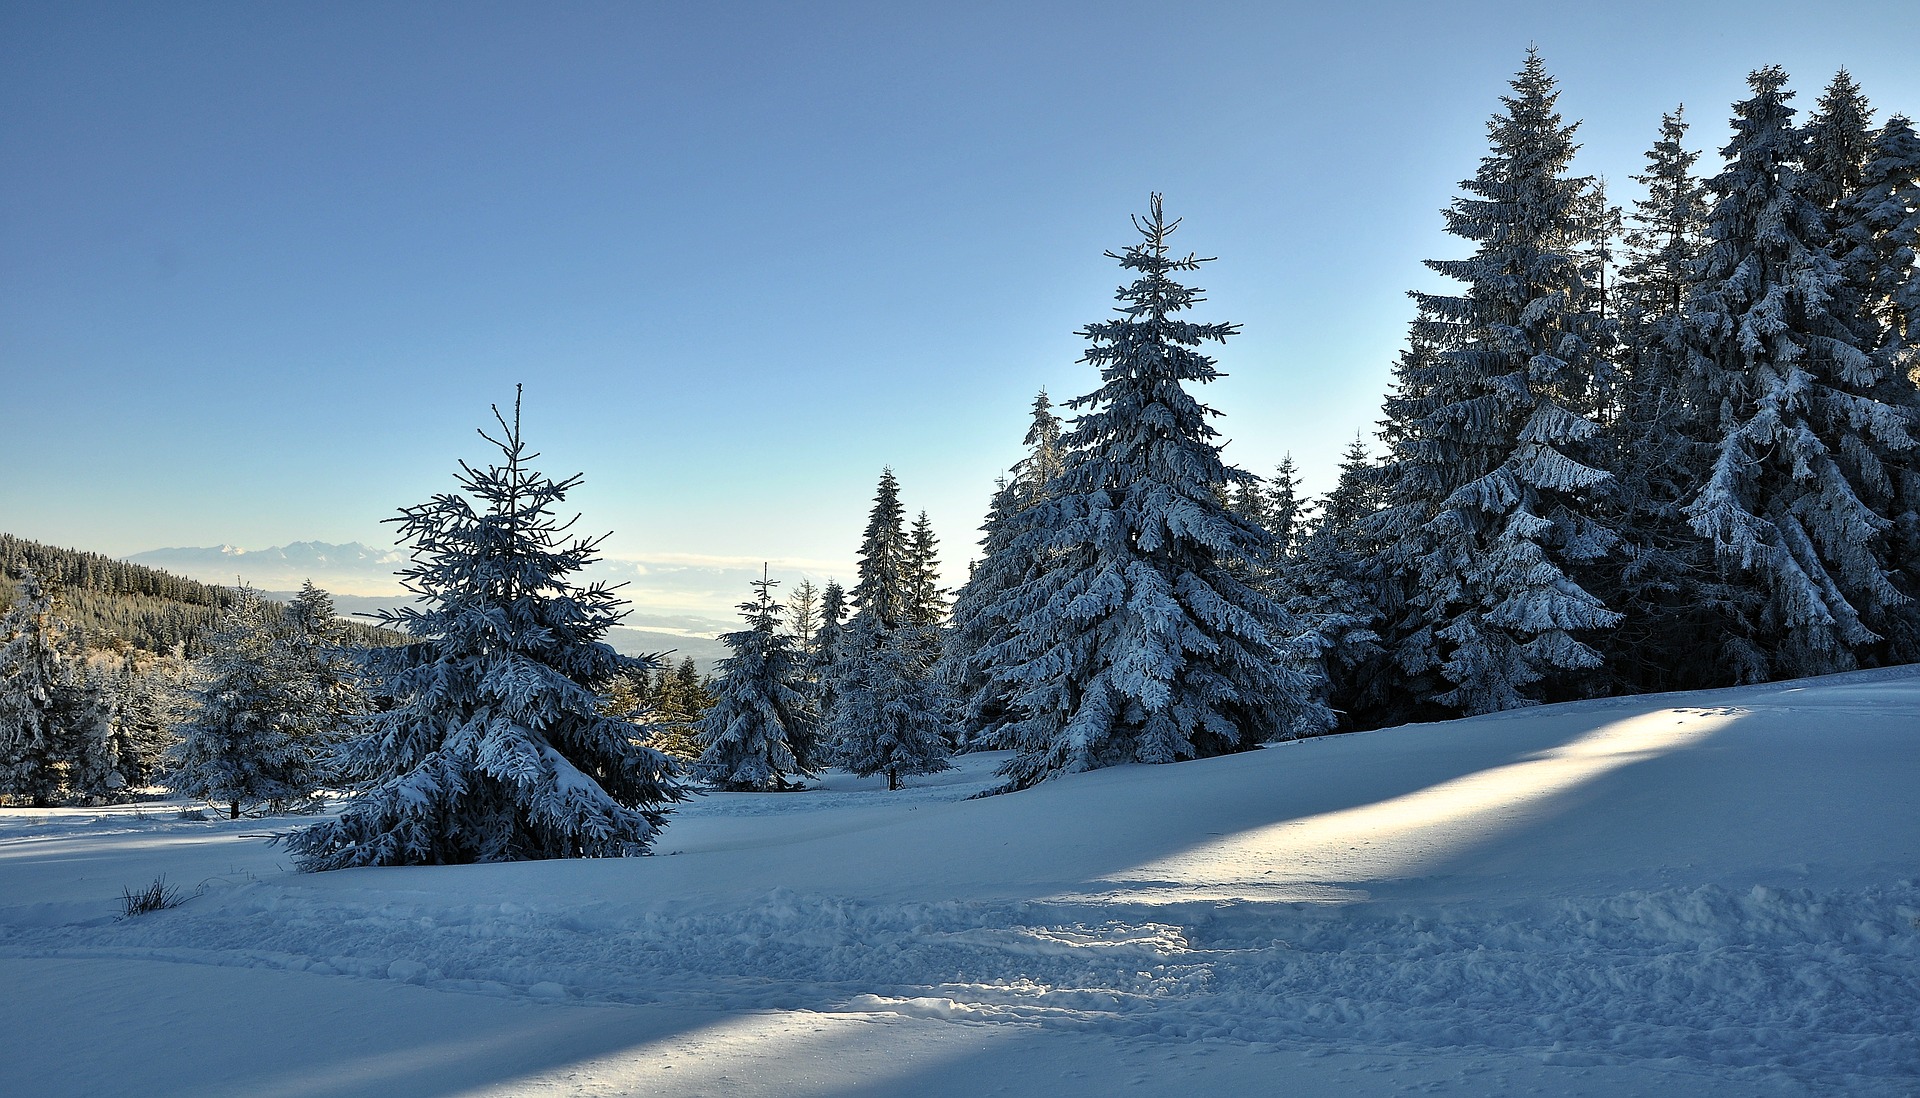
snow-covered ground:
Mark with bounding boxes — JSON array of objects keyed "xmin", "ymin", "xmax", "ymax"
[{"xmin": 4, "ymin": 667, "xmax": 1917, "ymax": 1097}]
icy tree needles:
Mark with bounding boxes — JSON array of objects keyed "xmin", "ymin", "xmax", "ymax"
[
  {"xmin": 983, "ymin": 196, "xmax": 1323, "ymax": 790},
  {"xmin": 287, "ymin": 392, "xmax": 683, "ymax": 869}
]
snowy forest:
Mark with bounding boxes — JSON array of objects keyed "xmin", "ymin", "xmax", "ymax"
[{"xmin": 4, "ymin": 55, "xmax": 1917, "ymax": 864}]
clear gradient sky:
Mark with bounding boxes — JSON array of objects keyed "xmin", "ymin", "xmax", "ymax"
[{"xmin": 4, "ymin": 1, "xmax": 1918, "ymax": 605}]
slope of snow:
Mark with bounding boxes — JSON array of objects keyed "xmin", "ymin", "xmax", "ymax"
[{"xmin": 3, "ymin": 667, "xmax": 1917, "ymax": 1096}]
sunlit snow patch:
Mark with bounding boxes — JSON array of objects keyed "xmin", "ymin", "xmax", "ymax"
[{"xmin": 1063, "ymin": 706, "xmax": 1744, "ymax": 904}]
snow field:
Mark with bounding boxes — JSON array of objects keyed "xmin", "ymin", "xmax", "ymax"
[{"xmin": 3, "ymin": 666, "xmax": 1918, "ymax": 1095}]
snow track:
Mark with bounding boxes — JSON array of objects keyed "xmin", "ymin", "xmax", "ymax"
[{"xmin": 7, "ymin": 876, "xmax": 1917, "ymax": 1090}]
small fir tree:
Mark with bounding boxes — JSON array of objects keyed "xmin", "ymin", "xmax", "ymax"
[
  {"xmin": 693, "ymin": 568, "xmax": 818, "ymax": 791},
  {"xmin": 164, "ymin": 587, "xmax": 329, "ymax": 818},
  {"xmin": 787, "ymin": 578, "xmax": 821, "ymax": 655},
  {"xmin": 939, "ymin": 477, "xmax": 1026, "ymax": 749},
  {"xmin": 829, "ymin": 614, "xmax": 952, "ymax": 789},
  {"xmin": 1802, "ymin": 69, "xmax": 1875, "ymax": 213},
  {"xmin": 825, "ymin": 471, "xmax": 952, "ymax": 788},
  {"xmin": 1834, "ymin": 116, "xmax": 1920, "ymax": 384},
  {"xmin": 111, "ymin": 652, "xmax": 190, "ymax": 791},
  {"xmin": 285, "ymin": 391, "xmax": 684, "ymax": 868},
  {"xmin": 1, "ymin": 571, "xmax": 121, "ymax": 806},
  {"xmin": 940, "ymin": 390, "xmax": 1083, "ymax": 750},
  {"xmin": 905, "ymin": 512, "xmax": 948, "ymax": 628},
  {"xmin": 631, "ymin": 657, "xmax": 709, "ymax": 763},
  {"xmin": 1266, "ymin": 456, "xmax": 1301, "ymax": 557},
  {"xmin": 1020, "ymin": 389, "xmax": 1067, "ymax": 501},
  {"xmin": 1281, "ymin": 442, "xmax": 1385, "ymax": 732},
  {"xmin": 810, "ymin": 579, "xmax": 848, "ymax": 724},
  {"xmin": 280, "ymin": 581, "xmax": 368, "ymax": 767}
]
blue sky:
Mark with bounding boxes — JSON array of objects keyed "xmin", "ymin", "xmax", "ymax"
[{"xmin": 4, "ymin": 1, "xmax": 1917, "ymax": 606}]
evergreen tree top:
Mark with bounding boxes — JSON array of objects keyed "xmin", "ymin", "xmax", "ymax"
[
  {"xmin": 1804, "ymin": 68, "xmax": 1875, "ymax": 210},
  {"xmin": 1074, "ymin": 193, "xmax": 1238, "ymax": 376},
  {"xmin": 819, "ymin": 579, "xmax": 847, "ymax": 622},
  {"xmin": 1060, "ymin": 194, "xmax": 1253, "ymax": 537},
  {"xmin": 1622, "ymin": 105, "xmax": 1709, "ymax": 319},
  {"xmin": 741, "ymin": 564, "xmax": 783, "ymax": 633},
  {"xmin": 1425, "ymin": 50, "xmax": 1589, "ymax": 290},
  {"xmin": 851, "ymin": 469, "xmax": 909, "ymax": 629}
]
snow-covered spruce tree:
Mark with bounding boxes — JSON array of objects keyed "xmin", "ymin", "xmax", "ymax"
[
  {"xmin": 938, "ymin": 388, "xmax": 1083, "ymax": 749},
  {"xmin": 850, "ymin": 469, "xmax": 910, "ymax": 630},
  {"xmin": 1680, "ymin": 67, "xmax": 1920, "ymax": 676},
  {"xmin": 809, "ymin": 579, "xmax": 847, "ymax": 723},
  {"xmin": 980, "ymin": 195, "xmax": 1326, "ymax": 790},
  {"xmin": 1360, "ymin": 319, "xmax": 1453, "ymax": 727},
  {"xmin": 939, "ymin": 477, "xmax": 1023, "ymax": 750},
  {"xmin": 634, "ymin": 657, "xmax": 710, "ymax": 764},
  {"xmin": 1266, "ymin": 456, "xmax": 1301, "ymax": 558},
  {"xmin": 1832, "ymin": 113, "xmax": 1920, "ymax": 631},
  {"xmin": 787, "ymin": 578, "xmax": 820, "ymax": 656},
  {"xmin": 0, "ymin": 571, "xmax": 121, "ymax": 806},
  {"xmin": 1021, "ymin": 389, "xmax": 1067, "ymax": 500},
  {"xmin": 280, "ymin": 581, "xmax": 369, "ymax": 761},
  {"xmin": 1374, "ymin": 51, "xmax": 1621, "ymax": 716},
  {"xmin": 285, "ymin": 391, "xmax": 683, "ymax": 868},
  {"xmin": 164, "ymin": 587, "xmax": 330, "ymax": 818},
  {"xmin": 1834, "ymin": 115, "xmax": 1920, "ymax": 385},
  {"xmin": 1802, "ymin": 69, "xmax": 1875, "ymax": 214},
  {"xmin": 111, "ymin": 653, "xmax": 189, "ymax": 791},
  {"xmin": 825, "ymin": 470, "xmax": 951, "ymax": 789},
  {"xmin": 1, "ymin": 572, "xmax": 74, "ymax": 806},
  {"xmin": 1599, "ymin": 106, "xmax": 1748, "ymax": 690},
  {"xmin": 906, "ymin": 511, "xmax": 947, "ymax": 627},
  {"xmin": 693, "ymin": 568, "xmax": 818, "ymax": 791},
  {"xmin": 1280, "ymin": 440, "xmax": 1385, "ymax": 732}
]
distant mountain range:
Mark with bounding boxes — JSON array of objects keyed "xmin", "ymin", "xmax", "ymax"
[
  {"xmin": 120, "ymin": 540, "xmax": 842, "ymax": 672},
  {"xmin": 125, "ymin": 542, "xmax": 408, "ymax": 596},
  {"xmin": 286, "ymin": 590, "xmax": 728, "ymax": 670}
]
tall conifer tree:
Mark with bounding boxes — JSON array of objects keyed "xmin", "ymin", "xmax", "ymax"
[
  {"xmin": 1603, "ymin": 106, "xmax": 1743, "ymax": 689},
  {"xmin": 1680, "ymin": 68, "xmax": 1920, "ymax": 676},
  {"xmin": 1374, "ymin": 50, "xmax": 1621, "ymax": 716},
  {"xmin": 980, "ymin": 196, "xmax": 1323, "ymax": 789}
]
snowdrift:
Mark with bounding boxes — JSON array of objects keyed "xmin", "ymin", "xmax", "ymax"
[{"xmin": 3, "ymin": 666, "xmax": 1916, "ymax": 1096}]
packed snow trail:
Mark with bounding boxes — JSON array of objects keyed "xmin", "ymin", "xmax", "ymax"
[{"xmin": 3, "ymin": 666, "xmax": 1918, "ymax": 1096}]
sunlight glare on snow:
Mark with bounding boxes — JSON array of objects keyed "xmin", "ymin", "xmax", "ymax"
[
  {"xmin": 1065, "ymin": 707, "xmax": 1744, "ymax": 904},
  {"xmin": 460, "ymin": 1007, "xmax": 1006, "ymax": 1098}
]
